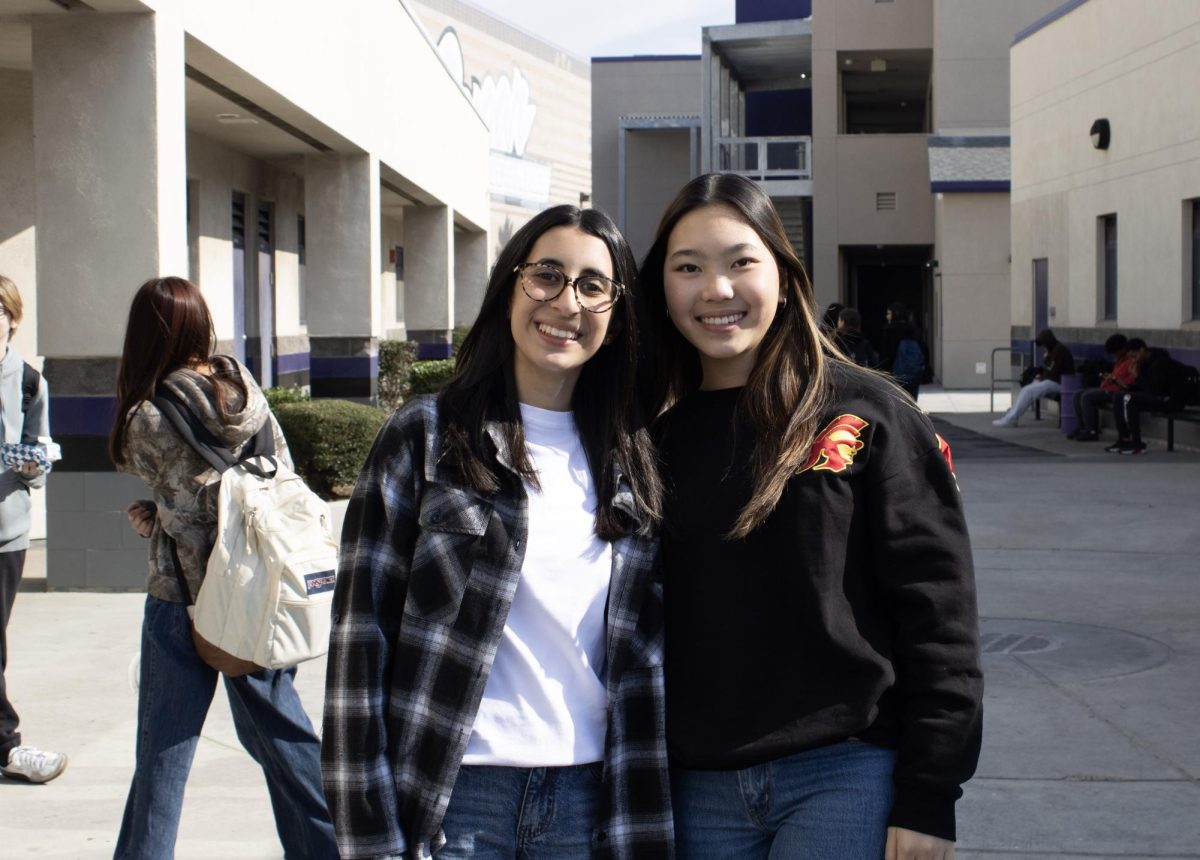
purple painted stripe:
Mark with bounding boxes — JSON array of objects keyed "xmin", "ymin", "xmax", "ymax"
[
  {"xmin": 50, "ymin": 396, "xmax": 119, "ymax": 437},
  {"xmin": 1012, "ymin": 339, "xmax": 1200, "ymax": 368},
  {"xmin": 592, "ymin": 54, "xmax": 701, "ymax": 63},
  {"xmin": 416, "ymin": 343, "xmax": 454, "ymax": 360},
  {"xmin": 275, "ymin": 352, "xmax": 310, "ymax": 375},
  {"xmin": 931, "ymin": 180, "xmax": 1010, "ymax": 193},
  {"xmin": 310, "ymin": 355, "xmax": 379, "ymax": 380}
]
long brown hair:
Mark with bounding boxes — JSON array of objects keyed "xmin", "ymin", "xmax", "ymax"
[
  {"xmin": 638, "ymin": 173, "xmax": 850, "ymax": 539},
  {"xmin": 440, "ymin": 205, "xmax": 662, "ymax": 539},
  {"xmin": 108, "ymin": 277, "xmax": 243, "ymax": 466}
]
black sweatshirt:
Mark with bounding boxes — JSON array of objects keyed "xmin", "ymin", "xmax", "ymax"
[{"xmin": 658, "ymin": 364, "xmax": 982, "ymax": 841}]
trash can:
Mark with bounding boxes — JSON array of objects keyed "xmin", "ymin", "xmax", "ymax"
[{"xmin": 1059, "ymin": 373, "xmax": 1082, "ymax": 436}]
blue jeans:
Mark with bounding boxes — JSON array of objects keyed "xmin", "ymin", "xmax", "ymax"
[
  {"xmin": 436, "ymin": 763, "xmax": 603, "ymax": 859},
  {"xmin": 671, "ymin": 740, "xmax": 897, "ymax": 860},
  {"xmin": 114, "ymin": 596, "xmax": 337, "ymax": 859}
]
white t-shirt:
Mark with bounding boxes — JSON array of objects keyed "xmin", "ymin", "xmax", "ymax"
[{"xmin": 461, "ymin": 403, "xmax": 611, "ymax": 766}]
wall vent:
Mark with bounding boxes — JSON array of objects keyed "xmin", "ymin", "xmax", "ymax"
[{"xmin": 876, "ymin": 192, "xmax": 897, "ymax": 211}]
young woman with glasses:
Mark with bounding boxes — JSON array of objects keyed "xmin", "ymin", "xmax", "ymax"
[
  {"xmin": 638, "ymin": 174, "xmax": 982, "ymax": 860},
  {"xmin": 322, "ymin": 205, "xmax": 672, "ymax": 859}
]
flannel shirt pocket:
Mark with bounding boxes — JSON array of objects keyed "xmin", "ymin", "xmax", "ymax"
[{"xmin": 408, "ymin": 483, "xmax": 491, "ymax": 622}]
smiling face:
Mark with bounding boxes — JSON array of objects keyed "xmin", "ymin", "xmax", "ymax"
[
  {"xmin": 663, "ymin": 203, "xmax": 783, "ymax": 389},
  {"xmin": 509, "ymin": 225, "xmax": 616, "ymax": 410}
]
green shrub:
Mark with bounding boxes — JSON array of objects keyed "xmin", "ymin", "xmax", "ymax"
[
  {"xmin": 378, "ymin": 339, "xmax": 419, "ymax": 412},
  {"xmin": 408, "ymin": 359, "xmax": 457, "ymax": 395},
  {"xmin": 274, "ymin": 399, "xmax": 387, "ymax": 499},
  {"xmin": 264, "ymin": 384, "xmax": 310, "ymax": 410},
  {"xmin": 452, "ymin": 324, "xmax": 472, "ymax": 356}
]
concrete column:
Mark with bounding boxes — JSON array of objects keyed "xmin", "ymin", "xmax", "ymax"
[
  {"xmin": 454, "ymin": 228, "xmax": 489, "ymax": 329},
  {"xmin": 32, "ymin": 11, "xmax": 188, "ymax": 589},
  {"xmin": 0, "ymin": 70, "xmax": 37, "ymax": 362},
  {"xmin": 405, "ymin": 204, "xmax": 455, "ymax": 359},
  {"xmin": 304, "ymin": 153, "xmax": 382, "ymax": 400}
]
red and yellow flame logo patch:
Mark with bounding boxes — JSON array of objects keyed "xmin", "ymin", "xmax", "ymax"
[{"xmin": 796, "ymin": 414, "xmax": 870, "ymax": 475}]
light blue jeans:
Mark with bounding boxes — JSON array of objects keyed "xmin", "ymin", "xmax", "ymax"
[
  {"xmin": 436, "ymin": 763, "xmax": 604, "ymax": 859},
  {"xmin": 671, "ymin": 740, "xmax": 897, "ymax": 860},
  {"xmin": 113, "ymin": 595, "xmax": 337, "ymax": 859}
]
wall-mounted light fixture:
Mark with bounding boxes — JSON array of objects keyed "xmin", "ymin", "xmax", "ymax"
[{"xmin": 1090, "ymin": 118, "xmax": 1111, "ymax": 150}]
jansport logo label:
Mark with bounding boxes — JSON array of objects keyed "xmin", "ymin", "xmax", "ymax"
[
  {"xmin": 304, "ymin": 571, "xmax": 336, "ymax": 595},
  {"xmin": 796, "ymin": 414, "xmax": 870, "ymax": 475}
]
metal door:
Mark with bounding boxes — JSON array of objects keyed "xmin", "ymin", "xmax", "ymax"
[
  {"xmin": 256, "ymin": 202, "xmax": 275, "ymax": 389},
  {"xmin": 231, "ymin": 193, "xmax": 247, "ymax": 365},
  {"xmin": 1032, "ymin": 258, "xmax": 1048, "ymax": 362}
]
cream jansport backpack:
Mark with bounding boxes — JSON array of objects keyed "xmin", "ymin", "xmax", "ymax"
[{"xmin": 154, "ymin": 389, "xmax": 338, "ymax": 677}]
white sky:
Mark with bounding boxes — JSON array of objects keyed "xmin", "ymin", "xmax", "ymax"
[{"xmin": 456, "ymin": 0, "xmax": 737, "ymax": 59}]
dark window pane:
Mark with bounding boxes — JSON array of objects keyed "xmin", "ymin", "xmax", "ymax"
[
  {"xmin": 1103, "ymin": 215, "xmax": 1118, "ymax": 321},
  {"xmin": 1192, "ymin": 201, "xmax": 1200, "ymax": 320}
]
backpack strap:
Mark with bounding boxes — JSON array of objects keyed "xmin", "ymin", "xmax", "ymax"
[{"xmin": 20, "ymin": 363, "xmax": 40, "ymax": 416}]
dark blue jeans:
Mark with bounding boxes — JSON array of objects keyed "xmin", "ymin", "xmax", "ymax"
[
  {"xmin": 113, "ymin": 595, "xmax": 337, "ymax": 859},
  {"xmin": 671, "ymin": 740, "xmax": 897, "ymax": 859},
  {"xmin": 436, "ymin": 763, "xmax": 604, "ymax": 859}
]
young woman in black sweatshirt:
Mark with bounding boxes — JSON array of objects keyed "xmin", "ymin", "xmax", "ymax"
[{"xmin": 638, "ymin": 174, "xmax": 983, "ymax": 860}]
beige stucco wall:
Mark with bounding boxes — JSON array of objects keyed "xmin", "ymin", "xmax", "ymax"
[
  {"xmin": 935, "ymin": 192, "xmax": 1011, "ymax": 387},
  {"xmin": 815, "ymin": 0, "xmax": 933, "ymax": 51},
  {"xmin": 834, "ymin": 135, "xmax": 934, "ymax": 245},
  {"xmin": 0, "ymin": 69, "xmax": 37, "ymax": 363},
  {"xmin": 165, "ymin": 0, "xmax": 490, "ymax": 230},
  {"xmin": 1011, "ymin": 0, "xmax": 1200, "ymax": 331},
  {"xmin": 409, "ymin": 0, "xmax": 590, "ymax": 258},
  {"xmin": 811, "ymin": 0, "xmax": 933, "ymax": 305},
  {"xmin": 591, "ymin": 57, "xmax": 702, "ymax": 242},
  {"xmin": 932, "ymin": 0, "xmax": 1061, "ymax": 133}
]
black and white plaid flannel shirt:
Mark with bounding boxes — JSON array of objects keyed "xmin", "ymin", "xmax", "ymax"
[{"xmin": 321, "ymin": 396, "xmax": 674, "ymax": 859}]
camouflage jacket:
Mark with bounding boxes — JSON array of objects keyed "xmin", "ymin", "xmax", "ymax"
[{"xmin": 118, "ymin": 356, "xmax": 291, "ymax": 602}]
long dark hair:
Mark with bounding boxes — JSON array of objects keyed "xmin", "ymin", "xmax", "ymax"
[
  {"xmin": 639, "ymin": 173, "xmax": 851, "ymax": 539},
  {"xmin": 439, "ymin": 205, "xmax": 661, "ymax": 539},
  {"xmin": 109, "ymin": 277, "xmax": 244, "ymax": 466}
]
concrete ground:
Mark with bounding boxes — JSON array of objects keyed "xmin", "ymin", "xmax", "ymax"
[{"xmin": 2, "ymin": 387, "xmax": 1198, "ymax": 859}]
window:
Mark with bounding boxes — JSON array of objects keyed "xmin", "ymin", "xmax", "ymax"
[
  {"xmin": 1100, "ymin": 214, "xmax": 1117, "ymax": 320},
  {"xmin": 1191, "ymin": 200, "xmax": 1200, "ymax": 320}
]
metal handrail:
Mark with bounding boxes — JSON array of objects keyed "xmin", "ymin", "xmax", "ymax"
[
  {"xmin": 990, "ymin": 347, "xmax": 1029, "ymax": 414},
  {"xmin": 715, "ymin": 135, "xmax": 812, "ymax": 180}
]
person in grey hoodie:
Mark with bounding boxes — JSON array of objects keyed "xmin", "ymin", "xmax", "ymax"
[
  {"xmin": 108, "ymin": 277, "xmax": 336, "ymax": 860},
  {"xmin": 0, "ymin": 274, "xmax": 68, "ymax": 785}
]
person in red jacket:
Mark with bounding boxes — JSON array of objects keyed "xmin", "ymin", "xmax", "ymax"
[{"xmin": 1069, "ymin": 333, "xmax": 1137, "ymax": 442}]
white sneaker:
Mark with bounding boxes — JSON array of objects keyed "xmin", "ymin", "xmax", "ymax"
[
  {"xmin": 991, "ymin": 416, "xmax": 1017, "ymax": 427},
  {"xmin": 1, "ymin": 745, "xmax": 68, "ymax": 784}
]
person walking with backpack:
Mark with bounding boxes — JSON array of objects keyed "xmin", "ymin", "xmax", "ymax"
[
  {"xmin": 109, "ymin": 277, "xmax": 337, "ymax": 859},
  {"xmin": 0, "ymin": 275, "xmax": 67, "ymax": 785},
  {"xmin": 881, "ymin": 302, "xmax": 926, "ymax": 400},
  {"xmin": 322, "ymin": 205, "xmax": 673, "ymax": 859}
]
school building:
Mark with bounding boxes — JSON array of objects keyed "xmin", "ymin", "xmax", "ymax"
[
  {"xmin": 0, "ymin": 0, "xmax": 592, "ymax": 588},
  {"xmin": 593, "ymin": 0, "xmax": 1066, "ymax": 389},
  {"xmin": 1009, "ymin": 0, "xmax": 1200, "ymax": 369}
]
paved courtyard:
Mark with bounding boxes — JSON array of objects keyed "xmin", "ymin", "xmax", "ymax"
[{"xmin": 2, "ymin": 391, "xmax": 1198, "ymax": 858}]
